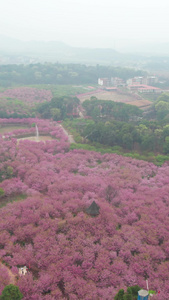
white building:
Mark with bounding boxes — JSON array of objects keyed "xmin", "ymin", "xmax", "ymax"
[
  {"xmin": 111, "ymin": 77, "xmax": 125, "ymax": 86},
  {"xmin": 128, "ymin": 84, "xmax": 162, "ymax": 93},
  {"xmin": 19, "ymin": 266, "xmax": 28, "ymax": 276},
  {"xmin": 98, "ymin": 78, "xmax": 110, "ymax": 86},
  {"xmin": 127, "ymin": 76, "xmax": 158, "ymax": 86}
]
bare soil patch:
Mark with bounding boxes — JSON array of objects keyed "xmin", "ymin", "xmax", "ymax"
[
  {"xmin": 78, "ymin": 91, "xmax": 138, "ymax": 103},
  {"xmin": 77, "ymin": 90, "xmax": 152, "ymax": 109},
  {"xmin": 127, "ymin": 99, "xmax": 152, "ymax": 108},
  {"xmin": 18, "ymin": 136, "xmax": 54, "ymax": 142}
]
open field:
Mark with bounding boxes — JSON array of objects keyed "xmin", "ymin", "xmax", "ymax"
[
  {"xmin": 25, "ymin": 84, "xmax": 92, "ymax": 97},
  {"xmin": 127, "ymin": 99, "xmax": 152, "ymax": 108},
  {"xmin": 0, "ymin": 85, "xmax": 153, "ymax": 110},
  {"xmin": 77, "ymin": 90, "xmax": 152, "ymax": 109}
]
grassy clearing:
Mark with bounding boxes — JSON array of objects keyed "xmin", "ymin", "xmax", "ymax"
[
  {"xmin": 1, "ymin": 84, "xmax": 96, "ymax": 98},
  {"xmin": 0, "ymin": 126, "xmax": 28, "ymax": 134},
  {"xmin": 16, "ymin": 84, "xmax": 93, "ymax": 97}
]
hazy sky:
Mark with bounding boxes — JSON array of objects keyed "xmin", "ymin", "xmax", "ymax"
[{"xmin": 1, "ymin": 0, "xmax": 169, "ymax": 48}]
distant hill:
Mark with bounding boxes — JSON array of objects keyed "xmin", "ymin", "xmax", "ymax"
[
  {"xmin": 1, "ymin": 35, "xmax": 169, "ymax": 72},
  {"xmin": 0, "ymin": 35, "xmax": 123, "ymax": 64}
]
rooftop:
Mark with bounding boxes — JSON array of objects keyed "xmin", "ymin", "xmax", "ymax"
[
  {"xmin": 86, "ymin": 201, "xmax": 100, "ymax": 216},
  {"xmin": 129, "ymin": 84, "xmax": 161, "ymax": 90}
]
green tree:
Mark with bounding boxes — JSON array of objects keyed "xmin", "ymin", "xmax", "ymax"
[
  {"xmin": 163, "ymin": 125, "xmax": 169, "ymax": 138},
  {"xmin": 114, "ymin": 289, "xmax": 124, "ymax": 300},
  {"xmin": 50, "ymin": 108, "xmax": 61, "ymax": 120},
  {"xmin": 127, "ymin": 285, "xmax": 141, "ymax": 299},
  {"xmin": 123, "ymin": 294, "xmax": 132, "ymax": 300},
  {"xmin": 6, "ymin": 166, "xmax": 13, "ymax": 178},
  {"xmin": 157, "ymin": 93, "xmax": 169, "ymax": 103},
  {"xmin": 114, "ymin": 285, "xmax": 141, "ymax": 300},
  {"xmin": 0, "ymin": 188, "xmax": 5, "ymax": 198},
  {"xmin": 91, "ymin": 107, "xmax": 100, "ymax": 119},
  {"xmin": 141, "ymin": 135, "xmax": 155, "ymax": 151},
  {"xmin": 0, "ymin": 284, "xmax": 23, "ymax": 300},
  {"xmin": 163, "ymin": 136, "xmax": 169, "ymax": 154},
  {"xmin": 137, "ymin": 124, "xmax": 149, "ymax": 135},
  {"xmin": 122, "ymin": 133, "xmax": 133, "ymax": 150},
  {"xmin": 155, "ymin": 101, "xmax": 169, "ymax": 120}
]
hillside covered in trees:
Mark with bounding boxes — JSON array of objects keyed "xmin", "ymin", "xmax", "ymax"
[
  {"xmin": 2, "ymin": 85, "xmax": 169, "ymax": 159},
  {"xmin": 0, "ymin": 63, "xmax": 145, "ymax": 86}
]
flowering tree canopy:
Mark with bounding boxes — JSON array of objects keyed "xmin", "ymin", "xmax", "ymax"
[{"xmin": 0, "ymin": 118, "xmax": 169, "ymax": 299}]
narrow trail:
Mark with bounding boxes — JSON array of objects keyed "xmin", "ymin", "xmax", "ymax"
[
  {"xmin": 0, "ymin": 262, "xmax": 17, "ymax": 285},
  {"xmin": 59, "ymin": 125, "xmax": 76, "ymax": 144}
]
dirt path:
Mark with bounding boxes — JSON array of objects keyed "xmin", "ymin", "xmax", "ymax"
[
  {"xmin": 59, "ymin": 125, "xmax": 76, "ymax": 144},
  {"xmin": 0, "ymin": 262, "xmax": 17, "ymax": 285}
]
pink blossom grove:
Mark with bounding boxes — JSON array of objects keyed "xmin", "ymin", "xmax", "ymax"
[
  {"xmin": 0, "ymin": 88, "xmax": 53, "ymax": 117},
  {"xmin": 0, "ymin": 118, "xmax": 169, "ymax": 299},
  {"xmin": 0, "ymin": 87, "xmax": 52, "ymax": 104}
]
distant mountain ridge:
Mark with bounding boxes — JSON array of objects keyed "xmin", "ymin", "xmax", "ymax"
[
  {"xmin": 1, "ymin": 35, "xmax": 169, "ymax": 71},
  {"xmin": 0, "ymin": 35, "xmax": 122, "ymax": 64}
]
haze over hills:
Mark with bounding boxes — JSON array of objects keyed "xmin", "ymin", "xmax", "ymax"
[
  {"xmin": 1, "ymin": 35, "xmax": 169, "ymax": 72},
  {"xmin": 0, "ymin": 35, "xmax": 122, "ymax": 64}
]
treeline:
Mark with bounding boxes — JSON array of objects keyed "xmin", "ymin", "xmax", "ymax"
[
  {"xmin": 151, "ymin": 92, "xmax": 169, "ymax": 121},
  {"xmin": 37, "ymin": 96, "xmax": 80, "ymax": 120},
  {"xmin": 0, "ymin": 63, "xmax": 146, "ymax": 86},
  {"xmin": 82, "ymin": 99, "xmax": 142, "ymax": 122},
  {"xmin": 81, "ymin": 120, "xmax": 169, "ymax": 153},
  {"xmin": 0, "ymin": 110, "xmax": 35, "ymax": 119},
  {"xmin": 37, "ymin": 95, "xmax": 169, "ymax": 154}
]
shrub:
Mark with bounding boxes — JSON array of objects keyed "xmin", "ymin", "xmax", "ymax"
[
  {"xmin": 0, "ymin": 188, "xmax": 4, "ymax": 198},
  {"xmin": 115, "ymin": 285, "xmax": 141, "ymax": 300},
  {"xmin": 114, "ymin": 289, "xmax": 124, "ymax": 300},
  {"xmin": 0, "ymin": 284, "xmax": 23, "ymax": 300},
  {"xmin": 123, "ymin": 294, "xmax": 132, "ymax": 300},
  {"xmin": 129, "ymin": 285, "xmax": 141, "ymax": 297}
]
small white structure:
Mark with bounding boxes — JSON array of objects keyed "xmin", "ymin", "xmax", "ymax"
[
  {"xmin": 137, "ymin": 289, "xmax": 149, "ymax": 300},
  {"xmin": 19, "ymin": 266, "xmax": 28, "ymax": 276},
  {"xmin": 35, "ymin": 124, "xmax": 39, "ymax": 140},
  {"xmin": 98, "ymin": 78, "xmax": 110, "ymax": 86}
]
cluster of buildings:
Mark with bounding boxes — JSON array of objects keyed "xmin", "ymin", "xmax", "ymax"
[
  {"xmin": 127, "ymin": 76, "xmax": 161, "ymax": 94},
  {"xmin": 126, "ymin": 76, "xmax": 158, "ymax": 86},
  {"xmin": 127, "ymin": 84, "xmax": 161, "ymax": 94},
  {"xmin": 98, "ymin": 76, "xmax": 162, "ymax": 94},
  {"xmin": 98, "ymin": 77, "xmax": 125, "ymax": 87}
]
